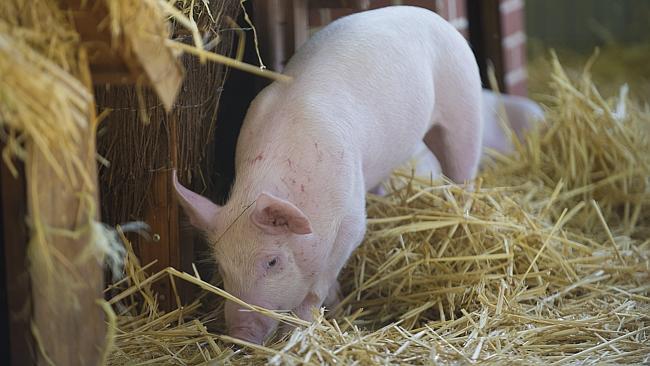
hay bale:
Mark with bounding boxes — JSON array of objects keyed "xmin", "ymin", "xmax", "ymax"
[{"xmin": 105, "ymin": 55, "xmax": 650, "ymax": 364}]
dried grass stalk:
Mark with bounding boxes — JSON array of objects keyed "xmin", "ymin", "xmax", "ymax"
[{"xmin": 106, "ymin": 55, "xmax": 650, "ymax": 364}]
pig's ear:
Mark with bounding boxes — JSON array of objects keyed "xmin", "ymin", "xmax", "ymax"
[
  {"xmin": 251, "ymin": 192, "xmax": 312, "ymax": 235},
  {"xmin": 172, "ymin": 170, "xmax": 221, "ymax": 232}
]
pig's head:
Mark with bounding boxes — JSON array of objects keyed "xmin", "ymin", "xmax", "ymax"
[{"xmin": 172, "ymin": 171, "xmax": 319, "ymax": 344}]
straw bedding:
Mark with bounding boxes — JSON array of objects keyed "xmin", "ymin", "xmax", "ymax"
[
  {"xmin": 105, "ymin": 56, "xmax": 650, "ymax": 365},
  {"xmin": 527, "ymin": 43, "xmax": 650, "ymax": 101},
  {"xmin": 1, "ymin": 1, "xmax": 647, "ymax": 363}
]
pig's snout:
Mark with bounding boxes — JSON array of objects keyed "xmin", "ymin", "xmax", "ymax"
[{"xmin": 225, "ymin": 301, "xmax": 278, "ymax": 344}]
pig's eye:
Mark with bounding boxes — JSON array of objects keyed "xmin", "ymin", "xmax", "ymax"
[{"xmin": 261, "ymin": 255, "xmax": 282, "ymax": 274}]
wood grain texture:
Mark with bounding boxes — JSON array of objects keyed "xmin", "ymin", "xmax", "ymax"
[
  {"xmin": 26, "ymin": 108, "xmax": 106, "ymax": 365},
  {"xmin": 67, "ymin": 1, "xmax": 184, "ymax": 110},
  {"xmin": 133, "ymin": 169, "xmax": 182, "ymax": 311}
]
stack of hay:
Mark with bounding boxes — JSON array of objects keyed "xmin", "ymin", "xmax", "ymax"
[{"xmin": 106, "ymin": 57, "xmax": 650, "ymax": 364}]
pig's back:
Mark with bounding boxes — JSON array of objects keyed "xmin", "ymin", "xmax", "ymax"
[
  {"xmin": 284, "ymin": 6, "xmax": 472, "ymax": 188},
  {"xmin": 238, "ymin": 6, "xmax": 476, "ymax": 191}
]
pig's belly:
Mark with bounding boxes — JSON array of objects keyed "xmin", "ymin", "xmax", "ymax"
[
  {"xmin": 362, "ymin": 149, "xmax": 417, "ymax": 190},
  {"xmin": 360, "ymin": 115, "xmax": 433, "ymax": 190}
]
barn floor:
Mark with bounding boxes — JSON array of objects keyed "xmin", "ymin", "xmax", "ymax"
[{"xmin": 105, "ymin": 58, "xmax": 650, "ymax": 365}]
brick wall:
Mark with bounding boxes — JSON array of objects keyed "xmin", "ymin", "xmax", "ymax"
[
  {"xmin": 434, "ymin": 0, "xmax": 468, "ymax": 37},
  {"xmin": 499, "ymin": 0, "xmax": 527, "ymax": 95},
  {"xmin": 308, "ymin": 1, "xmax": 467, "ymax": 36},
  {"xmin": 307, "ymin": 0, "xmax": 527, "ymax": 95}
]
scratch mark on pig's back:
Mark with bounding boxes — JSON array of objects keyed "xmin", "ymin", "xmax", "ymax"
[{"xmin": 250, "ymin": 152, "xmax": 264, "ymax": 164}]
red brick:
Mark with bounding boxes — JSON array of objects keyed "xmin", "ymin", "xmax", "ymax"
[
  {"xmin": 501, "ymin": 7, "xmax": 524, "ymax": 37},
  {"xmin": 455, "ymin": 0, "xmax": 466, "ymax": 18},
  {"xmin": 447, "ymin": 15, "xmax": 468, "ymax": 30},
  {"xmin": 434, "ymin": 0, "xmax": 448, "ymax": 19},
  {"xmin": 504, "ymin": 44, "xmax": 526, "ymax": 70},
  {"xmin": 446, "ymin": 0, "xmax": 460, "ymax": 19},
  {"xmin": 508, "ymin": 79, "xmax": 527, "ymax": 97}
]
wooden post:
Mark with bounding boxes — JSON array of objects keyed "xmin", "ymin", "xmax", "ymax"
[
  {"xmin": 132, "ymin": 169, "xmax": 181, "ymax": 311},
  {"xmin": 0, "ymin": 158, "xmax": 35, "ymax": 365},
  {"xmin": 18, "ymin": 49, "xmax": 107, "ymax": 365},
  {"xmin": 26, "ymin": 109, "xmax": 106, "ymax": 364}
]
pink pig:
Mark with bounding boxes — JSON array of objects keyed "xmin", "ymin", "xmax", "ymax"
[
  {"xmin": 173, "ymin": 6, "xmax": 483, "ymax": 344},
  {"xmin": 404, "ymin": 90, "xmax": 545, "ymax": 180},
  {"xmin": 481, "ymin": 89, "xmax": 544, "ymax": 155}
]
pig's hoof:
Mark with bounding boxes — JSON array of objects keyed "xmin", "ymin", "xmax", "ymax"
[{"xmin": 323, "ymin": 281, "xmax": 342, "ymax": 308}]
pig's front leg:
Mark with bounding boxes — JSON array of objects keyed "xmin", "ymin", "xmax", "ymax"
[
  {"xmin": 294, "ymin": 193, "xmax": 367, "ymax": 320},
  {"xmin": 292, "ymin": 291, "xmax": 323, "ymax": 320},
  {"xmin": 323, "ymin": 280, "xmax": 342, "ymax": 308},
  {"xmin": 320, "ymin": 200, "xmax": 368, "ymax": 312},
  {"xmin": 293, "ymin": 277, "xmax": 342, "ymax": 320},
  {"xmin": 292, "ymin": 279, "xmax": 342, "ymax": 321},
  {"xmin": 291, "ymin": 277, "xmax": 344, "ymax": 320}
]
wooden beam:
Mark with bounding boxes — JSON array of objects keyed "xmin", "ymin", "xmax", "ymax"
[
  {"xmin": 89, "ymin": 70, "xmax": 139, "ymax": 85},
  {"xmin": 123, "ymin": 14, "xmax": 184, "ymax": 112},
  {"xmin": 23, "ymin": 51, "xmax": 107, "ymax": 364},
  {"xmin": 0, "ymin": 157, "xmax": 35, "ymax": 366},
  {"xmin": 132, "ymin": 169, "xmax": 181, "ymax": 311},
  {"xmin": 69, "ymin": 4, "xmax": 135, "ymax": 84},
  {"xmin": 27, "ymin": 160, "xmax": 105, "ymax": 366},
  {"xmin": 65, "ymin": 0, "xmax": 184, "ymax": 110}
]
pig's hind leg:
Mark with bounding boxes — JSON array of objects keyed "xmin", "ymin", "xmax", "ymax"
[{"xmin": 423, "ymin": 89, "xmax": 483, "ymax": 183}]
